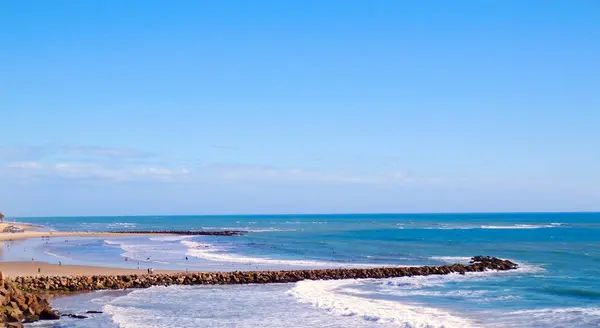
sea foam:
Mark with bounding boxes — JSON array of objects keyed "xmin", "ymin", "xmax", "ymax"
[
  {"xmin": 287, "ymin": 279, "xmax": 474, "ymax": 328},
  {"xmin": 181, "ymin": 240, "xmax": 392, "ymax": 268}
]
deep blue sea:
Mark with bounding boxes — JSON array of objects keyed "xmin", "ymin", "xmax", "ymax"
[{"xmin": 6, "ymin": 213, "xmax": 600, "ymax": 328}]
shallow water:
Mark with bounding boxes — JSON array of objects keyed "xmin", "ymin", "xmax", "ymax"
[{"xmin": 14, "ymin": 213, "xmax": 600, "ymax": 327}]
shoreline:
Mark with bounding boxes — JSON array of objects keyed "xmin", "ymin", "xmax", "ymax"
[
  {"xmin": 7, "ymin": 256, "xmax": 519, "ymax": 293},
  {"xmin": 0, "ymin": 228, "xmax": 246, "ymax": 242},
  {"xmin": 1, "ymin": 222, "xmax": 170, "ymax": 242},
  {"xmin": 0, "ymin": 221, "xmax": 523, "ymax": 326},
  {"xmin": 0, "ymin": 262, "xmax": 197, "ymax": 278},
  {"xmin": 0, "ymin": 230, "xmax": 176, "ymax": 242}
]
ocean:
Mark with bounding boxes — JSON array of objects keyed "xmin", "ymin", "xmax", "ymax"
[{"xmin": 6, "ymin": 213, "xmax": 600, "ymax": 328}]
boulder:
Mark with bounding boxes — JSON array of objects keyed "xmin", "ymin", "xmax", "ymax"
[{"xmin": 23, "ymin": 314, "xmax": 40, "ymax": 323}]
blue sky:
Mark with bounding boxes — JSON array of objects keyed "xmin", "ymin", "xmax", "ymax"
[{"xmin": 1, "ymin": 1, "xmax": 599, "ymax": 216}]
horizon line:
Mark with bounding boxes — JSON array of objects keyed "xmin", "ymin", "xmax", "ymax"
[{"xmin": 10, "ymin": 210, "xmax": 600, "ymax": 219}]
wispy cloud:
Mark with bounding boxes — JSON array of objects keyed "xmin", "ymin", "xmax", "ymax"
[
  {"xmin": 1, "ymin": 145, "xmax": 438, "ymax": 186},
  {"xmin": 4, "ymin": 161, "xmax": 189, "ymax": 182},
  {"xmin": 3, "ymin": 161, "xmax": 430, "ymax": 185},
  {"xmin": 6, "ymin": 161, "xmax": 44, "ymax": 169}
]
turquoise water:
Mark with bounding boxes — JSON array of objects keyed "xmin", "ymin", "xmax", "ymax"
[{"xmin": 11, "ymin": 213, "xmax": 600, "ymax": 327}]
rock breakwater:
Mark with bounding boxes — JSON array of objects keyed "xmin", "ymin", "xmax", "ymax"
[
  {"xmin": 0, "ymin": 279, "xmax": 59, "ymax": 327},
  {"xmin": 9, "ymin": 256, "xmax": 517, "ymax": 293}
]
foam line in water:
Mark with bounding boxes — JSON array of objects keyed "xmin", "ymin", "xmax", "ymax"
[
  {"xmin": 429, "ymin": 256, "xmax": 473, "ymax": 263},
  {"xmin": 387, "ymin": 262, "xmax": 539, "ymax": 288},
  {"xmin": 103, "ymin": 239, "xmax": 123, "ymax": 246},
  {"xmin": 509, "ymin": 307, "xmax": 600, "ymax": 316},
  {"xmin": 103, "ymin": 239, "xmax": 177, "ymax": 265},
  {"xmin": 106, "ymin": 222, "xmax": 137, "ymax": 229},
  {"xmin": 181, "ymin": 240, "xmax": 392, "ymax": 268},
  {"xmin": 428, "ymin": 256, "xmax": 543, "ymax": 274},
  {"xmin": 479, "ymin": 223, "xmax": 563, "ymax": 229},
  {"xmin": 421, "ymin": 223, "xmax": 565, "ymax": 230},
  {"xmin": 247, "ymin": 228, "xmax": 296, "ymax": 233},
  {"xmin": 288, "ymin": 279, "xmax": 474, "ymax": 328},
  {"xmin": 43, "ymin": 251, "xmax": 72, "ymax": 261},
  {"xmin": 195, "ymin": 227, "xmax": 296, "ymax": 233},
  {"xmin": 148, "ymin": 235, "xmax": 193, "ymax": 242},
  {"xmin": 487, "ymin": 307, "xmax": 600, "ymax": 327}
]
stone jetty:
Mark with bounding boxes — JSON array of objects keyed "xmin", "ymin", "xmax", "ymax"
[
  {"xmin": 0, "ymin": 278, "xmax": 59, "ymax": 328},
  {"xmin": 110, "ymin": 230, "xmax": 247, "ymax": 236},
  {"xmin": 9, "ymin": 256, "xmax": 517, "ymax": 294},
  {"xmin": 1, "ymin": 256, "xmax": 517, "ymax": 326}
]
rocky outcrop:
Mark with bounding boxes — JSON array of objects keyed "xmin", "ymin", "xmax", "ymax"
[
  {"xmin": 110, "ymin": 230, "xmax": 247, "ymax": 236},
  {"xmin": 8, "ymin": 256, "xmax": 517, "ymax": 293},
  {"xmin": 0, "ymin": 279, "xmax": 59, "ymax": 327}
]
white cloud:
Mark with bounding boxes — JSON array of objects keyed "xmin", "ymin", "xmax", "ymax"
[
  {"xmin": 4, "ymin": 161, "xmax": 189, "ymax": 182},
  {"xmin": 6, "ymin": 161, "xmax": 44, "ymax": 169},
  {"xmin": 3, "ymin": 161, "xmax": 427, "ymax": 186}
]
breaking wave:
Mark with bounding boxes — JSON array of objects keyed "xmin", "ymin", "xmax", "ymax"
[
  {"xmin": 288, "ymin": 279, "xmax": 474, "ymax": 328},
  {"xmin": 182, "ymin": 240, "xmax": 387, "ymax": 268}
]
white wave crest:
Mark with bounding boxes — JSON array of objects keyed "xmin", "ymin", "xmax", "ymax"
[
  {"xmin": 485, "ymin": 307, "xmax": 600, "ymax": 327},
  {"xmin": 509, "ymin": 307, "xmax": 600, "ymax": 316},
  {"xmin": 106, "ymin": 222, "xmax": 137, "ymax": 229},
  {"xmin": 429, "ymin": 256, "xmax": 473, "ymax": 264},
  {"xmin": 288, "ymin": 279, "xmax": 474, "ymax": 328},
  {"xmin": 420, "ymin": 223, "xmax": 565, "ymax": 230},
  {"xmin": 103, "ymin": 239, "xmax": 123, "ymax": 246},
  {"xmin": 43, "ymin": 251, "xmax": 72, "ymax": 261},
  {"xmin": 149, "ymin": 236, "xmax": 193, "ymax": 242},
  {"xmin": 427, "ymin": 257, "xmax": 544, "ymax": 275},
  {"xmin": 479, "ymin": 223, "xmax": 563, "ymax": 229},
  {"xmin": 381, "ymin": 260, "xmax": 543, "ymax": 291},
  {"xmin": 247, "ymin": 228, "xmax": 296, "ymax": 233},
  {"xmin": 104, "ymin": 239, "xmax": 178, "ymax": 264},
  {"xmin": 181, "ymin": 240, "xmax": 385, "ymax": 268}
]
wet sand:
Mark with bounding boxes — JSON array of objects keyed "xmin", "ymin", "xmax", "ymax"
[
  {"xmin": 0, "ymin": 230, "xmax": 172, "ymax": 242},
  {"xmin": 0, "ymin": 221, "xmax": 194, "ymax": 277},
  {"xmin": 0, "ymin": 261, "xmax": 192, "ymax": 278}
]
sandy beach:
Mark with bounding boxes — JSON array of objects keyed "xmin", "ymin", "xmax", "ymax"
[
  {"xmin": 0, "ymin": 221, "xmax": 193, "ymax": 277},
  {"xmin": 0, "ymin": 230, "xmax": 175, "ymax": 242},
  {"xmin": 0, "ymin": 261, "xmax": 191, "ymax": 278},
  {"xmin": 0, "ymin": 221, "xmax": 176, "ymax": 242}
]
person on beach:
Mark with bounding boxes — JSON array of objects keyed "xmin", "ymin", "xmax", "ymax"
[{"xmin": 58, "ymin": 261, "xmax": 61, "ymax": 266}]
